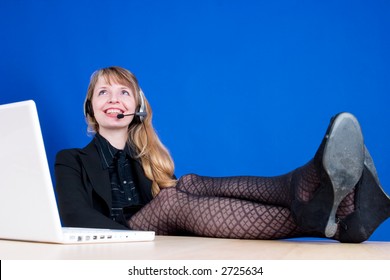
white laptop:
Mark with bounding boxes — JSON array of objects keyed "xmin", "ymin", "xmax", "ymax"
[{"xmin": 0, "ymin": 100, "xmax": 155, "ymax": 244}]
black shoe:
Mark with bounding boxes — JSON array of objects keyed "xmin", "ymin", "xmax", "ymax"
[
  {"xmin": 291, "ymin": 112, "xmax": 364, "ymax": 237},
  {"xmin": 338, "ymin": 147, "xmax": 390, "ymax": 243}
]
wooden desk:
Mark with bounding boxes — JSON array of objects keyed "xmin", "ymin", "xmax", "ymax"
[{"xmin": 1, "ymin": 236, "xmax": 390, "ymax": 259}]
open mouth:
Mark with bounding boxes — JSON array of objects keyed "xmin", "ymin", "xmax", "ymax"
[{"xmin": 105, "ymin": 109, "xmax": 124, "ymax": 115}]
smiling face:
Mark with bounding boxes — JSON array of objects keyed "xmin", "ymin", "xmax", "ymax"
[{"xmin": 91, "ymin": 75, "xmax": 137, "ymax": 136}]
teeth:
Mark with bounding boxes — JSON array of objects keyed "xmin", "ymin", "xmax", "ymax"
[{"xmin": 106, "ymin": 109, "xmax": 122, "ymax": 114}]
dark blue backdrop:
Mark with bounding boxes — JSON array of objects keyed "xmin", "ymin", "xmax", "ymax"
[{"xmin": 1, "ymin": 0, "xmax": 389, "ymax": 241}]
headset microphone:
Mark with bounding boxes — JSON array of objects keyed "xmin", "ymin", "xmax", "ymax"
[
  {"xmin": 117, "ymin": 112, "xmax": 147, "ymax": 119},
  {"xmin": 118, "ymin": 89, "xmax": 147, "ymax": 121}
]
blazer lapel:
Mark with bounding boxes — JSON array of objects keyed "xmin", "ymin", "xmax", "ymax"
[{"xmin": 80, "ymin": 140, "xmax": 112, "ymax": 208}]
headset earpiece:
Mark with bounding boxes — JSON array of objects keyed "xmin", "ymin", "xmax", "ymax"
[
  {"xmin": 137, "ymin": 89, "xmax": 146, "ymax": 122},
  {"xmin": 84, "ymin": 100, "xmax": 94, "ymax": 118}
]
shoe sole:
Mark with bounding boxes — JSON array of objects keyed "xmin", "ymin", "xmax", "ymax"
[{"xmin": 322, "ymin": 113, "xmax": 364, "ymax": 237}]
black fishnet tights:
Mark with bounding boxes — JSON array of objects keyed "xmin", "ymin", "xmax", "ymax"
[
  {"xmin": 128, "ymin": 160, "xmax": 355, "ymax": 239},
  {"xmin": 128, "ymin": 187, "xmax": 306, "ymax": 239}
]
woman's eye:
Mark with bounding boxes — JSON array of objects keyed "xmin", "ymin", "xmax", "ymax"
[
  {"xmin": 98, "ymin": 90, "xmax": 107, "ymax": 96},
  {"xmin": 121, "ymin": 90, "xmax": 130, "ymax": 96}
]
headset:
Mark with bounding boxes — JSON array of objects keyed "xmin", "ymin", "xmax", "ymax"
[
  {"xmin": 137, "ymin": 89, "xmax": 146, "ymax": 122},
  {"xmin": 84, "ymin": 88, "xmax": 147, "ymax": 122}
]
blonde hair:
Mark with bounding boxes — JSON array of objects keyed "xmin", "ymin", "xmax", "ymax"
[{"xmin": 84, "ymin": 66, "xmax": 177, "ymax": 196}]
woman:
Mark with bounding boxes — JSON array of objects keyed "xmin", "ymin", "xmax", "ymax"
[{"xmin": 55, "ymin": 66, "xmax": 390, "ymax": 243}]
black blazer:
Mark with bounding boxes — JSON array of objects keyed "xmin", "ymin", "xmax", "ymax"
[{"xmin": 55, "ymin": 138, "xmax": 153, "ymax": 230}]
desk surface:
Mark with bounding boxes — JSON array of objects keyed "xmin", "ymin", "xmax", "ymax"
[{"xmin": 1, "ymin": 236, "xmax": 390, "ymax": 260}]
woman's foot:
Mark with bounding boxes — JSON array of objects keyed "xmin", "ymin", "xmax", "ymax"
[
  {"xmin": 337, "ymin": 147, "xmax": 390, "ymax": 243},
  {"xmin": 291, "ymin": 112, "xmax": 365, "ymax": 237}
]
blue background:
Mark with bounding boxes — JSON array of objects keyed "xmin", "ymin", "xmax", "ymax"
[{"xmin": 1, "ymin": 0, "xmax": 389, "ymax": 241}]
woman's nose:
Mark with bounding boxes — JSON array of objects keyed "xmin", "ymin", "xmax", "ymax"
[{"xmin": 108, "ymin": 93, "xmax": 119, "ymax": 103}]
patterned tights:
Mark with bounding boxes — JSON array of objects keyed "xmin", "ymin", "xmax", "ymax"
[{"xmin": 128, "ymin": 160, "xmax": 355, "ymax": 239}]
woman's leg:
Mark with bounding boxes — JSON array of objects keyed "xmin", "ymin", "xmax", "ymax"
[
  {"xmin": 128, "ymin": 113, "xmax": 389, "ymax": 242},
  {"xmin": 175, "ymin": 172, "xmax": 356, "ymax": 233},
  {"xmin": 128, "ymin": 187, "xmax": 307, "ymax": 239},
  {"xmin": 129, "ymin": 168, "xmax": 390, "ymax": 242},
  {"xmin": 176, "ymin": 113, "xmax": 365, "ymax": 237}
]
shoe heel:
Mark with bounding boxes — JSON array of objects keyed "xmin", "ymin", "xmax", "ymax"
[{"xmin": 322, "ymin": 113, "xmax": 364, "ymax": 237}]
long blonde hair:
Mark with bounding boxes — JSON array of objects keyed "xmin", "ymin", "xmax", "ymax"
[{"xmin": 84, "ymin": 66, "xmax": 177, "ymax": 196}]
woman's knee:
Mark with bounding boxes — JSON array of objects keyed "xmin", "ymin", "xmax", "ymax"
[{"xmin": 177, "ymin": 173, "xmax": 200, "ymax": 189}]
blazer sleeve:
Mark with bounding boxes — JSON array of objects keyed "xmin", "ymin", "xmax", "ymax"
[{"xmin": 55, "ymin": 149, "xmax": 128, "ymax": 230}]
